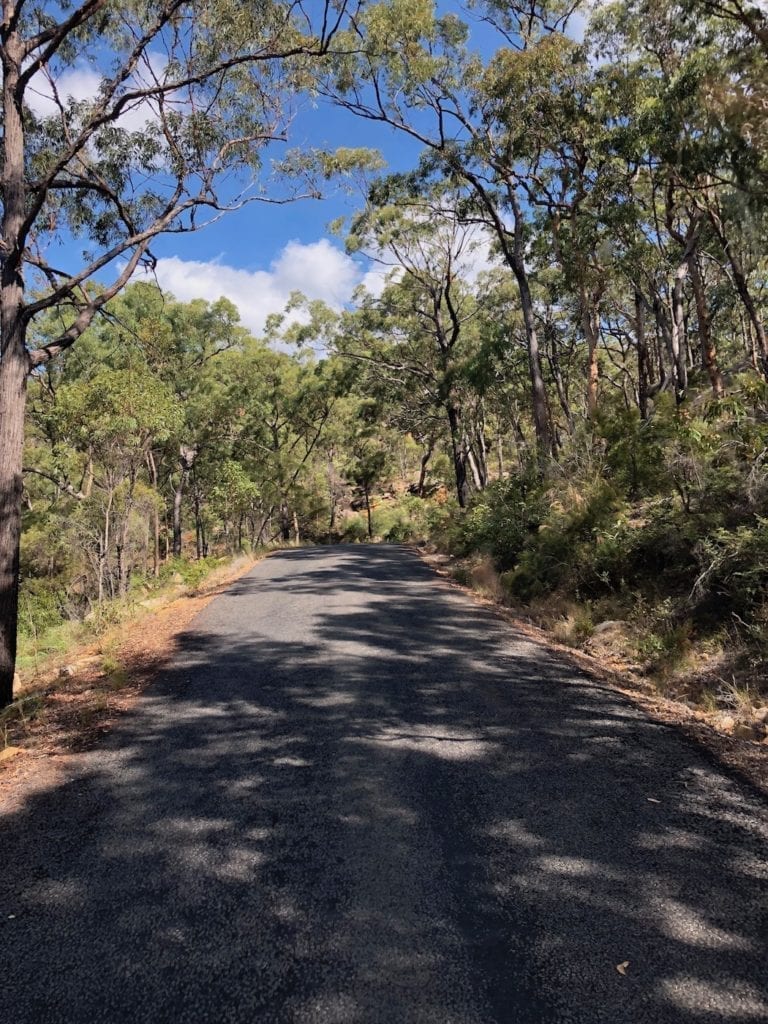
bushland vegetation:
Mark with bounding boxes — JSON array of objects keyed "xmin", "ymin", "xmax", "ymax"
[{"xmin": 3, "ymin": 0, "xmax": 768, "ymax": 729}]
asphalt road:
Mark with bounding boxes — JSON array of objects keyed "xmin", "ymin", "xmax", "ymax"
[{"xmin": 1, "ymin": 545, "xmax": 767, "ymax": 1024}]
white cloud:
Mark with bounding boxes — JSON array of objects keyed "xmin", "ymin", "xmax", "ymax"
[
  {"xmin": 25, "ymin": 65, "xmax": 102, "ymax": 119},
  {"xmin": 145, "ymin": 239, "xmax": 366, "ymax": 335},
  {"xmin": 24, "ymin": 51, "xmax": 169, "ymax": 132},
  {"xmin": 460, "ymin": 225, "xmax": 499, "ymax": 282},
  {"xmin": 356, "ymin": 219, "xmax": 499, "ymax": 299},
  {"xmin": 359, "ymin": 264, "xmax": 397, "ymax": 298},
  {"xmin": 137, "ymin": 227, "xmax": 501, "ymax": 338}
]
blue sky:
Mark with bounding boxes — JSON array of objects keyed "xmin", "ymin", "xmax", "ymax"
[
  {"xmin": 137, "ymin": 100, "xmax": 426, "ymax": 333},
  {"xmin": 28, "ymin": 2, "xmax": 588, "ymax": 335}
]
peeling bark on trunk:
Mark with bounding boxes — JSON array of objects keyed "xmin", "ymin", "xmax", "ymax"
[
  {"xmin": 466, "ymin": 440, "xmax": 483, "ymax": 492},
  {"xmin": 579, "ymin": 285, "xmax": 601, "ymax": 420}
]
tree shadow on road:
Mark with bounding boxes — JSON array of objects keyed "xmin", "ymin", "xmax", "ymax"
[{"xmin": 1, "ymin": 545, "xmax": 766, "ymax": 1023}]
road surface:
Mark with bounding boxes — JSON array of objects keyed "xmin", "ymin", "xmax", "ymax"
[{"xmin": 1, "ymin": 545, "xmax": 767, "ymax": 1023}]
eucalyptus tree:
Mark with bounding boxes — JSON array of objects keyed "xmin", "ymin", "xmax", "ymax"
[
  {"xmin": 0, "ymin": 0, "xmax": 358, "ymax": 705},
  {"xmin": 224, "ymin": 343, "xmax": 340, "ymax": 544},
  {"xmin": 52, "ymin": 364, "xmax": 181, "ymax": 600},
  {"xmin": 594, "ymin": 0, "xmax": 768, "ymax": 386},
  {"xmin": 345, "ymin": 181, "xmax": 488, "ymax": 505},
  {"xmin": 322, "ymin": 1, "xmax": 597, "ymax": 460}
]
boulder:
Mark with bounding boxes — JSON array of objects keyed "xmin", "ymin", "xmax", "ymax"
[{"xmin": 715, "ymin": 714, "xmax": 736, "ymax": 734}]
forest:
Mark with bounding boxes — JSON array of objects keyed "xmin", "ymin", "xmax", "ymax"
[{"xmin": 2, "ymin": 0, "xmax": 768, "ymax": 724}]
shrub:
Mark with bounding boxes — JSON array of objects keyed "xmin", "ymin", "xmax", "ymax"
[
  {"xmin": 342, "ymin": 515, "xmax": 369, "ymax": 542},
  {"xmin": 456, "ymin": 475, "xmax": 546, "ymax": 568}
]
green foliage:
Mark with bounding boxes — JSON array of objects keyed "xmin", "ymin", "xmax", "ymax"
[
  {"xmin": 454, "ymin": 476, "xmax": 547, "ymax": 569},
  {"xmin": 18, "ymin": 581, "xmax": 68, "ymax": 641},
  {"xmin": 162, "ymin": 556, "xmax": 224, "ymax": 591},
  {"xmin": 9, "ymin": 0, "xmax": 768, "ymax": 719},
  {"xmin": 342, "ymin": 516, "xmax": 370, "ymax": 542}
]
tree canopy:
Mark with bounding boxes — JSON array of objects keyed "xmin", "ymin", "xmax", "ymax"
[{"xmin": 3, "ymin": 0, "xmax": 768, "ymax": 712}]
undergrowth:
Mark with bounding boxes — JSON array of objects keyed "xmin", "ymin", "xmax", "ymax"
[{"xmin": 428, "ymin": 385, "xmax": 768, "ymax": 718}]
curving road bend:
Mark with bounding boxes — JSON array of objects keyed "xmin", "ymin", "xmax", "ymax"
[{"xmin": 1, "ymin": 545, "xmax": 767, "ymax": 1023}]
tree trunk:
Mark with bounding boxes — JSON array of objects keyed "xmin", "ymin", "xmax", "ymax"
[
  {"xmin": 514, "ymin": 262, "xmax": 554, "ymax": 461},
  {"xmin": 172, "ymin": 444, "xmax": 197, "ymax": 557},
  {"xmin": 579, "ymin": 285, "xmax": 601, "ymax": 420},
  {"xmin": 97, "ymin": 486, "xmax": 114, "ymax": 602},
  {"xmin": 476, "ymin": 179, "xmax": 553, "ymax": 463},
  {"xmin": 671, "ymin": 263, "xmax": 689, "ymax": 404},
  {"xmin": 118, "ymin": 476, "xmax": 135, "ymax": 596},
  {"xmin": 280, "ymin": 501, "xmax": 291, "ymax": 542},
  {"xmin": 172, "ymin": 472, "xmax": 186, "ymax": 558},
  {"xmin": 635, "ymin": 290, "xmax": 651, "ymax": 420},
  {"xmin": 81, "ymin": 455, "xmax": 94, "ymax": 498},
  {"xmin": 0, "ymin": 30, "xmax": 28, "ymax": 706},
  {"xmin": 653, "ymin": 293, "xmax": 674, "ymax": 393},
  {"xmin": 364, "ymin": 483, "xmax": 373, "ymax": 539},
  {"xmin": 147, "ymin": 450, "xmax": 161, "ymax": 576},
  {"xmin": 446, "ymin": 405, "xmax": 469, "ymax": 508},
  {"xmin": 709, "ymin": 209, "xmax": 768, "ymax": 375},
  {"xmin": 465, "ymin": 438, "xmax": 484, "ymax": 492},
  {"xmin": 0, "ymin": 324, "xmax": 27, "ymax": 707},
  {"xmin": 688, "ymin": 253, "xmax": 724, "ymax": 398},
  {"xmin": 547, "ymin": 335, "xmax": 574, "ymax": 434},
  {"xmin": 327, "ymin": 452, "xmax": 338, "ymax": 534},
  {"xmin": 744, "ymin": 315, "xmax": 758, "ymax": 371},
  {"xmin": 116, "ymin": 544, "xmax": 125, "ymax": 597},
  {"xmin": 416, "ymin": 441, "xmax": 433, "ymax": 497},
  {"xmin": 193, "ymin": 475, "xmax": 203, "ymax": 560},
  {"xmin": 474, "ymin": 427, "xmax": 488, "ymax": 489}
]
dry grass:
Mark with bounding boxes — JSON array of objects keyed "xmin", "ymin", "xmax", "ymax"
[
  {"xmin": 417, "ymin": 546, "xmax": 768, "ymax": 797},
  {"xmin": 469, "ymin": 555, "xmax": 505, "ymax": 601},
  {"xmin": 0, "ymin": 552, "xmax": 264, "ymax": 809}
]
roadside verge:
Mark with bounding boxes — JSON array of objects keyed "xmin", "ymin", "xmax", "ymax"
[{"xmin": 416, "ymin": 545, "xmax": 768, "ymax": 798}]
